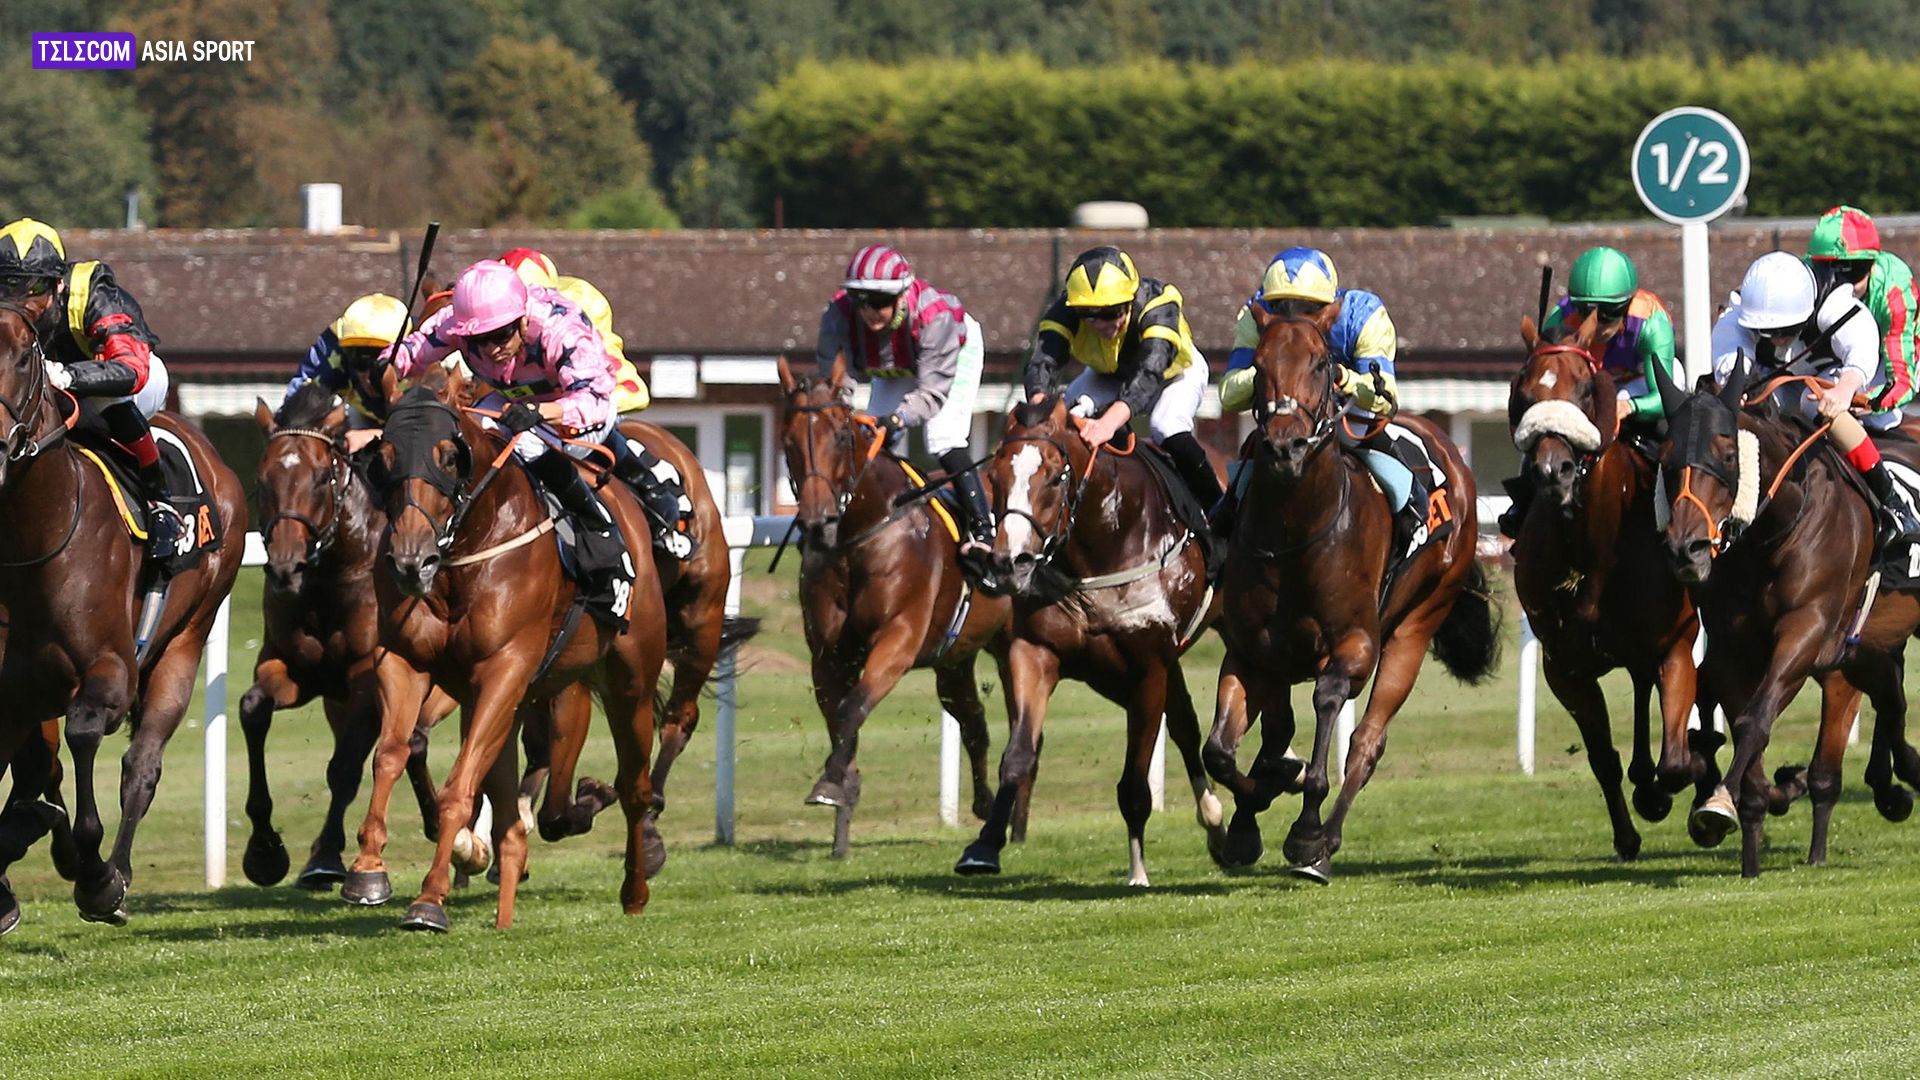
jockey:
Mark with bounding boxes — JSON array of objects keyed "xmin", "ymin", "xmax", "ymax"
[
  {"xmin": 500, "ymin": 247, "xmax": 693, "ymax": 550},
  {"xmin": 816, "ymin": 243, "xmax": 991, "ymax": 558},
  {"xmin": 1805, "ymin": 206, "xmax": 1918, "ymax": 418},
  {"xmin": 1713, "ymin": 250, "xmax": 1920, "ymax": 546},
  {"xmin": 1217, "ymin": 247, "xmax": 1434, "ymax": 551},
  {"xmin": 1024, "ymin": 245, "xmax": 1221, "ymax": 509},
  {"xmin": 0, "ymin": 217, "xmax": 182, "ymax": 557},
  {"xmin": 1497, "ymin": 245, "xmax": 1679, "ymax": 537},
  {"xmin": 286, "ymin": 292, "xmax": 407, "ymax": 452}
]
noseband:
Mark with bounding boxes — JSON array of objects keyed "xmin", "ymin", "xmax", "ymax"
[
  {"xmin": 1250, "ymin": 317, "xmax": 1339, "ymax": 458},
  {"xmin": 260, "ymin": 426, "xmax": 350, "ymax": 563},
  {"xmin": 785, "ymin": 384, "xmax": 883, "ymax": 541}
]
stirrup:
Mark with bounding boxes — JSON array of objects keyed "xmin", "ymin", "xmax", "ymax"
[{"xmin": 146, "ymin": 500, "xmax": 184, "ymax": 558}]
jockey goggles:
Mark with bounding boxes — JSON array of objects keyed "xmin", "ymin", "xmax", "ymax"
[
  {"xmin": 1571, "ymin": 299, "xmax": 1630, "ymax": 321},
  {"xmin": 0, "ymin": 273, "xmax": 55, "ymax": 299},
  {"xmin": 1080, "ymin": 302, "xmax": 1130, "ymax": 322},
  {"xmin": 849, "ymin": 289, "xmax": 901, "ymax": 310},
  {"xmin": 465, "ymin": 319, "xmax": 521, "ymax": 348}
]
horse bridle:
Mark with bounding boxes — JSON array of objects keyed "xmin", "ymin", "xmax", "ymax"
[
  {"xmin": 1516, "ymin": 342, "xmax": 1608, "ymax": 487},
  {"xmin": 0, "ymin": 300, "xmax": 66, "ymax": 462},
  {"xmin": 259, "ymin": 426, "xmax": 350, "ymax": 563},
  {"xmin": 381, "ymin": 396, "xmax": 478, "ymax": 554},
  {"xmin": 996, "ymin": 429, "xmax": 1101, "ymax": 578},
  {"xmin": 785, "ymin": 383, "xmax": 883, "ymax": 541},
  {"xmin": 1250, "ymin": 316, "xmax": 1340, "ymax": 457}
]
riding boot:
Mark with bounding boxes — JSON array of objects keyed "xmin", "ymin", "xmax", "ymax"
[
  {"xmin": 1162, "ymin": 432, "xmax": 1225, "ymax": 513},
  {"xmin": 1862, "ymin": 460, "xmax": 1920, "ymax": 550},
  {"xmin": 1497, "ymin": 473, "xmax": 1534, "ymax": 540},
  {"xmin": 100, "ymin": 400, "xmax": 182, "ymax": 562},
  {"xmin": 606, "ymin": 432, "xmax": 694, "ymax": 560},
  {"xmin": 528, "ymin": 450, "xmax": 633, "ymax": 625},
  {"xmin": 937, "ymin": 447, "xmax": 994, "ymax": 548}
]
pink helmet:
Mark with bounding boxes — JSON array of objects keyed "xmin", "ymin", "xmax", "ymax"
[
  {"xmin": 843, "ymin": 244, "xmax": 914, "ymax": 295},
  {"xmin": 447, "ymin": 260, "xmax": 529, "ymax": 338}
]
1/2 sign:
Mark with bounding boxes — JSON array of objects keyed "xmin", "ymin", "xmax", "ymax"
[{"xmin": 1631, "ymin": 106, "xmax": 1750, "ymax": 225}]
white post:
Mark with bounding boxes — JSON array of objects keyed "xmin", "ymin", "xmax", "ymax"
[
  {"xmin": 1516, "ymin": 615, "xmax": 1539, "ymax": 776},
  {"xmin": 1334, "ymin": 700, "xmax": 1355, "ymax": 785},
  {"xmin": 714, "ymin": 544, "xmax": 746, "ymax": 845},
  {"xmin": 1149, "ymin": 722, "xmax": 1167, "ymax": 811},
  {"xmin": 1849, "ymin": 703, "xmax": 1862, "ymax": 747},
  {"xmin": 203, "ymin": 597, "xmax": 230, "ymax": 888},
  {"xmin": 1681, "ymin": 221, "xmax": 1712, "ymax": 389},
  {"xmin": 939, "ymin": 709, "xmax": 961, "ymax": 826}
]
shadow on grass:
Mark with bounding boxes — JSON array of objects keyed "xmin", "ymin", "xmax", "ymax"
[
  {"xmin": 114, "ymin": 885, "xmax": 432, "ymax": 941},
  {"xmin": 710, "ymin": 836, "xmax": 940, "ymax": 862},
  {"xmin": 751, "ymin": 871, "xmax": 1238, "ymax": 902}
]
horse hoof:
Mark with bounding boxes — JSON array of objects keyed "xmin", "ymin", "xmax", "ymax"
[
  {"xmin": 1874, "ymin": 785, "xmax": 1915, "ymax": 822},
  {"xmin": 954, "ymin": 845, "xmax": 1001, "ymax": 875},
  {"xmin": 1614, "ymin": 831, "xmax": 1643, "ymax": 863},
  {"xmin": 242, "ymin": 832, "xmax": 291, "ymax": 887},
  {"xmin": 451, "ymin": 828, "xmax": 493, "ymax": 875},
  {"xmin": 1281, "ymin": 831, "xmax": 1322, "ymax": 869},
  {"xmin": 642, "ymin": 815, "xmax": 669, "ymax": 879},
  {"xmin": 1287, "ymin": 857, "xmax": 1333, "ymax": 884},
  {"xmin": 1216, "ymin": 823, "xmax": 1264, "ymax": 870},
  {"xmin": 340, "ymin": 870, "xmax": 392, "ymax": 906},
  {"xmin": 74, "ymin": 869, "xmax": 129, "ymax": 926},
  {"xmin": 804, "ymin": 778, "xmax": 849, "ymax": 808},
  {"xmin": 1687, "ymin": 793, "xmax": 1735, "ymax": 849},
  {"xmin": 1631, "ymin": 785, "xmax": 1673, "ymax": 823},
  {"xmin": 294, "ymin": 855, "xmax": 349, "ymax": 891},
  {"xmin": 0, "ymin": 894, "xmax": 19, "ymax": 937},
  {"xmin": 398, "ymin": 901, "xmax": 449, "ymax": 933}
]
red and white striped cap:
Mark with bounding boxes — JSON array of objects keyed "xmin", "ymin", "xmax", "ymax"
[{"xmin": 843, "ymin": 244, "xmax": 914, "ymax": 294}]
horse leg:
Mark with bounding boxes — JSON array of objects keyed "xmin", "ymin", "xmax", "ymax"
[
  {"xmin": 1652, "ymin": 632, "xmax": 1704, "ymax": 802},
  {"xmin": 1868, "ymin": 642, "xmax": 1920, "ymax": 796},
  {"xmin": 1541, "ymin": 660, "xmax": 1640, "ymax": 861},
  {"xmin": 1801, "ymin": 671, "xmax": 1863, "ymax": 866},
  {"xmin": 288, "ymin": 693, "xmax": 376, "ymax": 890},
  {"xmin": 1701, "ymin": 615, "xmax": 1824, "ymax": 878},
  {"xmin": 64, "ymin": 653, "xmax": 136, "ymax": 923},
  {"xmin": 935, "ymin": 659, "xmax": 996, "ymax": 824},
  {"xmin": 484, "ymin": 736, "xmax": 529, "ymax": 930},
  {"xmin": 401, "ymin": 666, "xmax": 529, "ymax": 932},
  {"xmin": 957, "ymin": 640, "xmax": 1059, "ymax": 875},
  {"xmin": 603, "ymin": 625, "xmax": 667, "ymax": 914},
  {"xmin": 534, "ymin": 683, "xmax": 615, "ymax": 841},
  {"xmin": 1160, "ymin": 659, "xmax": 1225, "ymax": 861},
  {"xmin": 39, "ymin": 721, "xmax": 78, "ymax": 883},
  {"xmin": 1771, "ymin": 674, "xmax": 1855, "ymax": 818},
  {"xmin": 1202, "ymin": 654, "xmax": 1257, "ymax": 802},
  {"xmin": 1283, "ymin": 635, "xmax": 1368, "ymax": 882},
  {"xmin": 0, "ymin": 728, "xmax": 58, "ymax": 934},
  {"xmin": 1118, "ymin": 660, "xmax": 1170, "ymax": 887},
  {"xmin": 993, "ymin": 647, "xmax": 1040, "ymax": 843},
  {"xmin": 345, "ymin": 655, "xmax": 433, "ymax": 906},
  {"xmin": 105, "ymin": 634, "xmax": 206, "ymax": 907},
  {"xmin": 409, "ymin": 686, "xmax": 458, "ymax": 843},
  {"xmin": 1313, "ymin": 620, "xmax": 1436, "ymax": 879},
  {"xmin": 1625, "ymin": 670, "xmax": 1671, "ymax": 823},
  {"xmin": 812, "ymin": 621, "xmax": 919, "ymax": 859},
  {"xmin": 650, "ymin": 622, "xmax": 720, "ymax": 817},
  {"xmin": 237, "ymin": 656, "xmax": 301, "ymax": 886}
]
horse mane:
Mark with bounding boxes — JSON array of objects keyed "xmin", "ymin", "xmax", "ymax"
[{"xmin": 276, "ymin": 380, "xmax": 343, "ymax": 429}]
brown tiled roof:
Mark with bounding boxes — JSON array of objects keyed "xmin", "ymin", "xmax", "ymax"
[{"xmin": 70, "ymin": 223, "xmax": 1885, "ymax": 364}]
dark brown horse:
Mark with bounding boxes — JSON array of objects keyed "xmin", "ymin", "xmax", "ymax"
[
  {"xmin": 1204, "ymin": 306, "xmax": 1498, "ymax": 882},
  {"xmin": 239, "ymin": 383, "xmax": 458, "ymax": 889},
  {"xmin": 346, "ymin": 368, "xmax": 668, "ymax": 929},
  {"xmin": 0, "ymin": 304, "xmax": 245, "ymax": 930},
  {"xmin": 1658, "ymin": 361, "xmax": 1920, "ymax": 875},
  {"xmin": 1507, "ymin": 316, "xmax": 1716, "ymax": 859},
  {"xmin": 777, "ymin": 355, "xmax": 1011, "ymax": 857},
  {"xmin": 956, "ymin": 395, "xmax": 1225, "ymax": 885}
]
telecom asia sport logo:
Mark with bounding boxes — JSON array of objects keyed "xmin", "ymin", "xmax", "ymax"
[{"xmin": 32, "ymin": 32, "xmax": 256, "ymax": 69}]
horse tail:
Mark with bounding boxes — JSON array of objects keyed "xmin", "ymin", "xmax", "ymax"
[
  {"xmin": 721, "ymin": 615, "xmax": 763, "ymax": 648},
  {"xmin": 1429, "ymin": 560, "xmax": 1502, "ymax": 684}
]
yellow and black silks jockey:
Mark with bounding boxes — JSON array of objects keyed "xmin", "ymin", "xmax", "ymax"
[
  {"xmin": 1023, "ymin": 246, "xmax": 1222, "ymax": 509},
  {"xmin": 0, "ymin": 217, "xmax": 183, "ymax": 555},
  {"xmin": 286, "ymin": 292, "xmax": 407, "ymax": 452}
]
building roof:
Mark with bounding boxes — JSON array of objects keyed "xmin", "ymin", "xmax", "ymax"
[{"xmin": 67, "ymin": 222, "xmax": 1889, "ymax": 364}]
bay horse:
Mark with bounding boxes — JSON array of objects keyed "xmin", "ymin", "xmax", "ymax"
[
  {"xmin": 777, "ymin": 354, "xmax": 1012, "ymax": 857},
  {"xmin": 955, "ymin": 395, "xmax": 1226, "ymax": 885},
  {"xmin": 1507, "ymin": 315, "xmax": 1717, "ymax": 859},
  {"xmin": 0, "ymin": 303, "xmax": 246, "ymax": 930},
  {"xmin": 346, "ymin": 367, "xmax": 668, "ymax": 930},
  {"xmin": 239, "ymin": 383, "xmax": 458, "ymax": 889},
  {"xmin": 1657, "ymin": 359, "xmax": 1920, "ymax": 875},
  {"xmin": 1204, "ymin": 305, "xmax": 1498, "ymax": 882}
]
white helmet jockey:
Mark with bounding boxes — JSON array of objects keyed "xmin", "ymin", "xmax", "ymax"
[{"xmin": 1736, "ymin": 251, "xmax": 1818, "ymax": 332}]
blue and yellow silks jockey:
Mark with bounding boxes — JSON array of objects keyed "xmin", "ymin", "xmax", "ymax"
[
  {"xmin": 286, "ymin": 293, "xmax": 408, "ymax": 449},
  {"xmin": 1217, "ymin": 247, "xmax": 1439, "ymax": 551}
]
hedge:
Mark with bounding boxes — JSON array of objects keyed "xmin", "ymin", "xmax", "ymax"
[{"xmin": 731, "ymin": 54, "xmax": 1920, "ymax": 228}]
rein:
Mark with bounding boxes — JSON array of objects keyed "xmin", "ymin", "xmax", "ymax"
[
  {"xmin": 0, "ymin": 302, "xmax": 83, "ymax": 568},
  {"xmin": 784, "ymin": 386, "xmax": 895, "ymax": 551},
  {"xmin": 1000, "ymin": 424, "xmax": 1197, "ymax": 595},
  {"xmin": 260, "ymin": 426, "xmax": 350, "ymax": 563}
]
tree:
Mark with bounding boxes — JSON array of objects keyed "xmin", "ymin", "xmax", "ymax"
[
  {"xmin": 326, "ymin": 0, "xmax": 491, "ymax": 106},
  {"xmin": 0, "ymin": 51, "xmax": 157, "ymax": 227}
]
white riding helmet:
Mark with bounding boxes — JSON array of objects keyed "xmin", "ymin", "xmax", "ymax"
[{"xmin": 1735, "ymin": 251, "xmax": 1818, "ymax": 332}]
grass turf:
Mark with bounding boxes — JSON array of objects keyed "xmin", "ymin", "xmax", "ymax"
[{"xmin": 2, "ymin": 554, "xmax": 1918, "ymax": 1078}]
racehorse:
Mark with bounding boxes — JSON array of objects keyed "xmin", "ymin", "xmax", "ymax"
[
  {"xmin": 955, "ymin": 394, "xmax": 1225, "ymax": 885},
  {"xmin": 778, "ymin": 355, "xmax": 1012, "ymax": 857},
  {"xmin": 346, "ymin": 366, "xmax": 668, "ymax": 930},
  {"xmin": 1204, "ymin": 305, "xmax": 1499, "ymax": 882},
  {"xmin": 1507, "ymin": 315, "xmax": 1718, "ymax": 859},
  {"xmin": 240, "ymin": 383, "xmax": 457, "ymax": 889},
  {"xmin": 1657, "ymin": 359, "xmax": 1920, "ymax": 875},
  {"xmin": 0, "ymin": 303, "xmax": 245, "ymax": 930}
]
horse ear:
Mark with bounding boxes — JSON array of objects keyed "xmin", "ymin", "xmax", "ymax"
[
  {"xmin": 1311, "ymin": 298, "xmax": 1342, "ymax": 334},
  {"xmin": 254, "ymin": 397, "xmax": 275, "ymax": 434},
  {"xmin": 777, "ymin": 354, "xmax": 797, "ymax": 393},
  {"xmin": 1719, "ymin": 351, "xmax": 1750, "ymax": 409},
  {"xmin": 1651, "ymin": 350, "xmax": 1687, "ymax": 416},
  {"xmin": 1520, "ymin": 315, "xmax": 1539, "ymax": 351},
  {"xmin": 1249, "ymin": 302, "xmax": 1275, "ymax": 334},
  {"xmin": 828, "ymin": 351, "xmax": 847, "ymax": 392}
]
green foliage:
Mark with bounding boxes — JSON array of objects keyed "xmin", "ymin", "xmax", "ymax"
[
  {"xmin": 734, "ymin": 54, "xmax": 1920, "ymax": 227},
  {"xmin": 326, "ymin": 0, "xmax": 491, "ymax": 105},
  {"xmin": 0, "ymin": 51, "xmax": 157, "ymax": 227},
  {"xmin": 566, "ymin": 184, "xmax": 682, "ymax": 229}
]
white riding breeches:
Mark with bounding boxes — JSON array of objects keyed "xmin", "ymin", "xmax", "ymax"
[{"xmin": 1064, "ymin": 351, "xmax": 1209, "ymax": 441}]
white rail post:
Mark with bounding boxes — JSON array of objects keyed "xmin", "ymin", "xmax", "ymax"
[
  {"xmin": 1149, "ymin": 722, "xmax": 1167, "ymax": 810},
  {"xmin": 204, "ymin": 596, "xmax": 230, "ymax": 888},
  {"xmin": 1516, "ymin": 615, "xmax": 1539, "ymax": 776},
  {"xmin": 939, "ymin": 709, "xmax": 961, "ymax": 826},
  {"xmin": 1334, "ymin": 700, "xmax": 1355, "ymax": 785},
  {"xmin": 714, "ymin": 536, "xmax": 747, "ymax": 846}
]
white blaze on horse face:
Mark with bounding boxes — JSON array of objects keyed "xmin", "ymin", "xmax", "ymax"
[
  {"xmin": 1537, "ymin": 370, "xmax": 1558, "ymax": 390},
  {"xmin": 1003, "ymin": 445, "xmax": 1044, "ymax": 556}
]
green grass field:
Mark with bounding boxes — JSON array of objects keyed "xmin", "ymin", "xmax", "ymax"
[{"xmin": 3, "ymin": 555, "xmax": 1919, "ymax": 1078}]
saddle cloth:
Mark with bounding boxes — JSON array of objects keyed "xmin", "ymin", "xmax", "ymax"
[
  {"xmin": 1877, "ymin": 457, "xmax": 1920, "ymax": 588},
  {"xmin": 898, "ymin": 458, "xmax": 962, "ymax": 544},
  {"xmin": 71, "ymin": 424, "xmax": 222, "ymax": 573}
]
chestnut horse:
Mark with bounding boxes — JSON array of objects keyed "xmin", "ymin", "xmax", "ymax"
[
  {"xmin": 0, "ymin": 303, "xmax": 245, "ymax": 930},
  {"xmin": 778, "ymin": 355, "xmax": 1012, "ymax": 857},
  {"xmin": 346, "ymin": 370, "xmax": 667, "ymax": 930},
  {"xmin": 956, "ymin": 395, "xmax": 1226, "ymax": 885},
  {"xmin": 240, "ymin": 383, "xmax": 457, "ymax": 889},
  {"xmin": 1657, "ymin": 360, "xmax": 1920, "ymax": 875},
  {"xmin": 1204, "ymin": 307, "xmax": 1498, "ymax": 882},
  {"xmin": 1507, "ymin": 316, "xmax": 1717, "ymax": 859}
]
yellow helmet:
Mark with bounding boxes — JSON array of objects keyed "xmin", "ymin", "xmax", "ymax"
[
  {"xmin": 1259, "ymin": 247, "xmax": 1338, "ymax": 306},
  {"xmin": 331, "ymin": 293, "xmax": 408, "ymax": 348},
  {"xmin": 0, "ymin": 218, "xmax": 68, "ymax": 280},
  {"xmin": 1064, "ymin": 246, "xmax": 1141, "ymax": 309}
]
